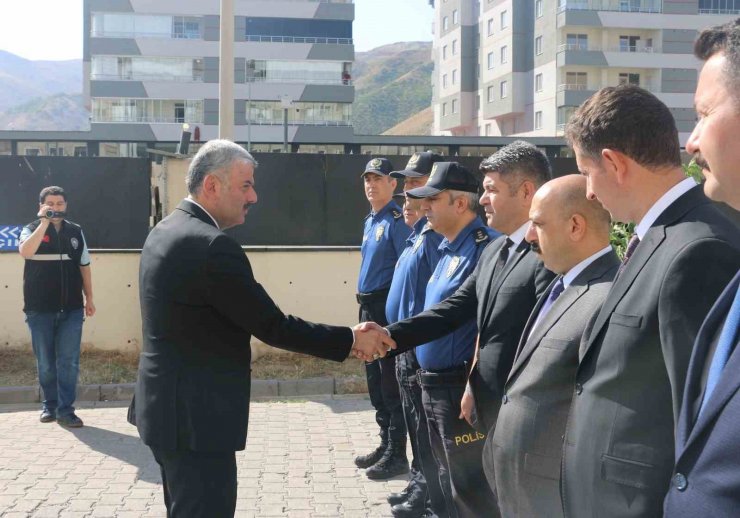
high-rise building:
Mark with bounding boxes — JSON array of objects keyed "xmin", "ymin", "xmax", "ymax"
[
  {"xmin": 84, "ymin": 0, "xmax": 354, "ymax": 150},
  {"xmin": 430, "ymin": 0, "xmax": 738, "ymax": 142}
]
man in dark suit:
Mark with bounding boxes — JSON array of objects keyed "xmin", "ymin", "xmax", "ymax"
[
  {"xmin": 492, "ymin": 175, "xmax": 619, "ymax": 517},
  {"xmin": 128, "ymin": 140, "xmax": 395, "ymax": 518},
  {"xmin": 362, "ymin": 141, "xmax": 556, "ymax": 494},
  {"xmin": 561, "ymin": 86, "xmax": 740, "ymax": 518},
  {"xmin": 665, "ymin": 19, "xmax": 740, "ymax": 517}
]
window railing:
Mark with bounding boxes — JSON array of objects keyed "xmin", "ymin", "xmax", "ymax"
[
  {"xmin": 608, "ymin": 45, "xmax": 657, "ymax": 52},
  {"xmin": 91, "ymin": 30, "xmax": 201, "ymax": 39},
  {"xmin": 246, "ymin": 120, "xmax": 351, "ymax": 127},
  {"xmin": 558, "ymin": 44, "xmax": 660, "ymax": 53},
  {"xmin": 557, "ymin": 1, "xmax": 662, "ymax": 13},
  {"xmin": 558, "ymin": 43, "xmax": 591, "ymax": 51},
  {"xmin": 558, "ymin": 83, "xmax": 590, "ymax": 91},
  {"xmin": 698, "ymin": 8, "xmax": 740, "ymax": 13},
  {"xmin": 247, "ymin": 76, "xmax": 352, "ymax": 85},
  {"xmin": 91, "ymin": 73, "xmax": 204, "ymax": 82},
  {"xmin": 245, "ymin": 35, "xmax": 353, "ymax": 45}
]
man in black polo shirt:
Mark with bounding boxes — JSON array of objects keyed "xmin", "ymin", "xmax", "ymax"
[{"xmin": 19, "ymin": 186, "xmax": 95, "ymax": 428}]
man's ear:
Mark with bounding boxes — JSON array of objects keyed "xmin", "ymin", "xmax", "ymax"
[{"xmin": 601, "ymin": 149, "xmax": 629, "ymax": 185}]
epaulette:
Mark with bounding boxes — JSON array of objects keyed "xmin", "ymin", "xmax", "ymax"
[
  {"xmin": 474, "ymin": 228, "xmax": 490, "ymax": 245},
  {"xmin": 392, "ymin": 209, "xmax": 403, "ymax": 219},
  {"xmin": 421, "ymin": 222, "xmax": 434, "ymax": 234}
]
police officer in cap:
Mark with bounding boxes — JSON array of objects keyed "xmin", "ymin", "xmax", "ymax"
[
  {"xmin": 406, "ymin": 162, "xmax": 500, "ymax": 518},
  {"xmin": 385, "ymin": 152, "xmax": 447, "ymax": 517},
  {"xmin": 356, "ymin": 157, "xmax": 412, "ymax": 479}
]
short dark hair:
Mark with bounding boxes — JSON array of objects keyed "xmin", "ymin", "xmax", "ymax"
[
  {"xmin": 695, "ymin": 18, "xmax": 740, "ymax": 103},
  {"xmin": 565, "ymin": 85, "xmax": 681, "ymax": 169},
  {"xmin": 479, "ymin": 140, "xmax": 552, "ymax": 190},
  {"xmin": 39, "ymin": 186, "xmax": 66, "ymax": 203}
]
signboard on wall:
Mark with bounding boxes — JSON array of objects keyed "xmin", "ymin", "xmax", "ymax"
[{"xmin": 0, "ymin": 225, "xmax": 22, "ymax": 251}]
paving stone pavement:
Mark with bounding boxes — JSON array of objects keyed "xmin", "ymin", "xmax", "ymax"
[{"xmin": 0, "ymin": 396, "xmax": 410, "ymax": 517}]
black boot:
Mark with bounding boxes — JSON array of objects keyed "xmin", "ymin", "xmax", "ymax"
[
  {"xmin": 391, "ymin": 484, "xmax": 427, "ymax": 517},
  {"xmin": 387, "ymin": 483, "xmax": 414, "ymax": 505},
  {"xmin": 366, "ymin": 439, "xmax": 409, "ymax": 480},
  {"xmin": 355, "ymin": 429, "xmax": 388, "ymax": 469}
]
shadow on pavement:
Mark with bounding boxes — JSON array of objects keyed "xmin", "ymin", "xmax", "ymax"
[{"xmin": 65, "ymin": 425, "xmax": 161, "ymax": 484}]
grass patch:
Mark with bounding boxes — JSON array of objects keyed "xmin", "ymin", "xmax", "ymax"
[{"xmin": 0, "ymin": 346, "xmax": 366, "ymax": 386}]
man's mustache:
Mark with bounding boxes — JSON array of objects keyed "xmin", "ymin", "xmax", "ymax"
[
  {"xmin": 694, "ymin": 154, "xmax": 710, "ymax": 172},
  {"xmin": 530, "ymin": 241, "xmax": 541, "ymax": 254}
]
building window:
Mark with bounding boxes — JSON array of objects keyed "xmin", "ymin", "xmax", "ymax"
[
  {"xmin": 535, "ymin": 111, "xmax": 543, "ymax": 130},
  {"xmin": 485, "ymin": 123, "xmax": 492, "ymax": 136},
  {"xmin": 244, "ymin": 59, "xmax": 352, "ymax": 85},
  {"xmin": 618, "ymin": 73, "xmax": 641, "ymax": 86},
  {"xmin": 566, "ymin": 34, "xmax": 588, "ymax": 50},
  {"xmin": 536, "ymin": 0, "xmax": 544, "ymax": 17},
  {"xmin": 452, "ymin": 39, "xmax": 458, "ymax": 55},
  {"xmin": 91, "ymin": 13, "xmax": 202, "ymax": 39},
  {"xmin": 443, "ymin": 16, "xmax": 449, "ymax": 31},
  {"xmin": 500, "ymin": 80, "xmax": 508, "ymax": 98},
  {"xmin": 500, "ymin": 10, "xmax": 508, "ymax": 30},
  {"xmin": 565, "ymin": 71, "xmax": 588, "ymax": 89},
  {"xmin": 91, "ymin": 56, "xmax": 205, "ymax": 82},
  {"xmin": 487, "ymin": 52, "xmax": 494, "ymax": 69},
  {"xmin": 500, "ymin": 45, "xmax": 508, "ymax": 64},
  {"xmin": 244, "ymin": 17, "xmax": 352, "ymax": 41},
  {"xmin": 453, "ymin": 9, "xmax": 459, "ymax": 25},
  {"xmin": 443, "ymin": 45, "xmax": 448, "ymax": 59},
  {"xmin": 487, "ymin": 85, "xmax": 494, "ymax": 102},
  {"xmin": 535, "ymin": 36, "xmax": 543, "ymax": 55},
  {"xmin": 452, "ymin": 99, "xmax": 458, "ymax": 113},
  {"xmin": 443, "ymin": 74, "xmax": 448, "ymax": 88},
  {"xmin": 92, "ymin": 98, "xmax": 204, "ymax": 123},
  {"xmin": 442, "ymin": 103, "xmax": 448, "ymax": 116},
  {"xmin": 246, "ymin": 101, "xmax": 351, "ymax": 125},
  {"xmin": 487, "ymin": 18, "xmax": 494, "ymax": 36},
  {"xmin": 535, "ymin": 73, "xmax": 543, "ymax": 92},
  {"xmin": 619, "ymin": 35, "xmax": 641, "ymax": 52},
  {"xmin": 452, "ymin": 69, "xmax": 457, "ymax": 85}
]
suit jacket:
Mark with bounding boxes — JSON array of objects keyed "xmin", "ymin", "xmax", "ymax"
[
  {"xmin": 561, "ymin": 186, "xmax": 740, "ymax": 518},
  {"xmin": 492, "ymin": 251, "xmax": 619, "ymax": 518},
  {"xmin": 387, "ymin": 235, "xmax": 555, "ymax": 430},
  {"xmin": 128, "ymin": 200, "xmax": 353, "ymax": 452},
  {"xmin": 664, "ymin": 271, "xmax": 740, "ymax": 517}
]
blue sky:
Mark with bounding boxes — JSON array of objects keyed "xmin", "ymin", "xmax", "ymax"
[{"xmin": 0, "ymin": 0, "xmax": 433, "ymax": 61}]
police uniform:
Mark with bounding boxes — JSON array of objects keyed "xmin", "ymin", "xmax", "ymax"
[
  {"xmin": 356, "ymin": 158, "xmax": 413, "ymax": 478},
  {"xmin": 20, "ymin": 219, "xmax": 90, "ymax": 420},
  {"xmin": 404, "ymin": 162, "xmax": 500, "ymax": 518},
  {"xmin": 385, "ymin": 215, "xmax": 447, "ymax": 516}
]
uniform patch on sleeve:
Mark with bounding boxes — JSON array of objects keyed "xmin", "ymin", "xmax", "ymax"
[{"xmin": 474, "ymin": 229, "xmax": 490, "ymax": 244}]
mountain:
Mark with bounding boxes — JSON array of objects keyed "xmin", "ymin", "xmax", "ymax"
[
  {"xmin": 352, "ymin": 41, "xmax": 433, "ymax": 136},
  {"xmin": 383, "ymin": 107, "xmax": 433, "ymax": 136},
  {"xmin": 0, "ymin": 51, "xmax": 82, "ymax": 113},
  {"xmin": 0, "ymin": 94, "xmax": 89, "ymax": 131}
]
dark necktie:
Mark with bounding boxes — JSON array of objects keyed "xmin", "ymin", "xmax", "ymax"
[
  {"xmin": 495, "ymin": 238, "xmax": 514, "ymax": 275},
  {"xmin": 699, "ymin": 285, "xmax": 740, "ymax": 416},
  {"xmin": 616, "ymin": 234, "xmax": 641, "ymax": 277},
  {"xmin": 530, "ymin": 277, "xmax": 565, "ymax": 335}
]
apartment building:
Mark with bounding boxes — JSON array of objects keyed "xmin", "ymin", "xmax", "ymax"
[
  {"xmin": 84, "ymin": 0, "xmax": 354, "ymax": 152},
  {"xmin": 430, "ymin": 0, "xmax": 739, "ymax": 142}
]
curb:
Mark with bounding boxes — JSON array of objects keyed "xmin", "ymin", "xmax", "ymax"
[{"xmin": 0, "ymin": 376, "xmax": 368, "ymax": 405}]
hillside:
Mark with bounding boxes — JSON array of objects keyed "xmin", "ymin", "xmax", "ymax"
[
  {"xmin": 352, "ymin": 41, "xmax": 433, "ymax": 136},
  {"xmin": 0, "ymin": 94, "xmax": 89, "ymax": 131},
  {"xmin": 0, "ymin": 51, "xmax": 81, "ymax": 113},
  {"xmin": 383, "ymin": 106, "xmax": 433, "ymax": 136}
]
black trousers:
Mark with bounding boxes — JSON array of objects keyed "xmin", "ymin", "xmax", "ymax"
[
  {"xmin": 397, "ymin": 357, "xmax": 449, "ymax": 516},
  {"xmin": 360, "ymin": 297, "xmax": 406, "ymax": 442},
  {"xmin": 420, "ymin": 368, "xmax": 500, "ymax": 518},
  {"xmin": 150, "ymin": 447, "xmax": 237, "ymax": 518}
]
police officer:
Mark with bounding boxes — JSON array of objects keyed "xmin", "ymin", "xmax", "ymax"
[
  {"xmin": 386, "ymin": 152, "xmax": 447, "ymax": 517},
  {"xmin": 356, "ymin": 158, "xmax": 413, "ymax": 479},
  {"xmin": 18, "ymin": 186, "xmax": 95, "ymax": 428},
  {"xmin": 406, "ymin": 163, "xmax": 499, "ymax": 518}
]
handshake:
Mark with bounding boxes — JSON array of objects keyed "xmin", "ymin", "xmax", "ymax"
[{"xmin": 350, "ymin": 322, "xmax": 396, "ymax": 362}]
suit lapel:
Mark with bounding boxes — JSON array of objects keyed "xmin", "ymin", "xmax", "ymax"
[
  {"xmin": 679, "ymin": 274, "xmax": 740, "ymax": 456},
  {"xmin": 484, "ymin": 241, "xmax": 530, "ymax": 319},
  {"xmin": 478, "ymin": 237, "xmax": 510, "ymax": 317}
]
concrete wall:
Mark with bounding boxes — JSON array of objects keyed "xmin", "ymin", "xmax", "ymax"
[{"xmin": 0, "ymin": 249, "xmax": 361, "ymax": 353}]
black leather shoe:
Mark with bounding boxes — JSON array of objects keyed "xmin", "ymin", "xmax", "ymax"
[
  {"xmin": 365, "ymin": 443, "xmax": 410, "ymax": 480},
  {"xmin": 39, "ymin": 410, "xmax": 55, "ymax": 423},
  {"xmin": 391, "ymin": 491, "xmax": 428, "ymax": 517},
  {"xmin": 57, "ymin": 413, "xmax": 84, "ymax": 428},
  {"xmin": 387, "ymin": 485, "xmax": 413, "ymax": 505},
  {"xmin": 355, "ymin": 443, "xmax": 386, "ymax": 469}
]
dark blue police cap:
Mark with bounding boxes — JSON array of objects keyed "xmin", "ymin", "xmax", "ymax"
[
  {"xmin": 406, "ymin": 162, "xmax": 480, "ymax": 199},
  {"xmin": 390, "ymin": 151, "xmax": 444, "ymax": 178},
  {"xmin": 361, "ymin": 157, "xmax": 394, "ymax": 176}
]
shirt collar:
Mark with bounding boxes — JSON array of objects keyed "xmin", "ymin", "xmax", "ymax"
[
  {"xmin": 186, "ymin": 197, "xmax": 220, "ymax": 229},
  {"xmin": 441, "ymin": 216, "xmax": 484, "ymax": 253},
  {"xmin": 371, "ymin": 200, "xmax": 398, "ymax": 219},
  {"xmin": 507, "ymin": 221, "xmax": 531, "ymax": 248},
  {"xmin": 562, "ymin": 245, "xmax": 613, "ymax": 289},
  {"xmin": 634, "ymin": 177, "xmax": 696, "ymax": 240}
]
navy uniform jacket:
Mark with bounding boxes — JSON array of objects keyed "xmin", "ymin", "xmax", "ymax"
[
  {"xmin": 358, "ymin": 200, "xmax": 411, "ymax": 293},
  {"xmin": 416, "ymin": 217, "xmax": 498, "ymax": 371},
  {"xmin": 385, "ymin": 217, "xmax": 443, "ymax": 324}
]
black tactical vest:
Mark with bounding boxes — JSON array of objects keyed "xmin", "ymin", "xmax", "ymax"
[{"xmin": 23, "ymin": 220, "xmax": 86, "ymax": 312}]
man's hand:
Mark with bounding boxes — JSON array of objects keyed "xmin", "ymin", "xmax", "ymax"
[
  {"xmin": 37, "ymin": 205, "xmax": 53, "ymax": 219},
  {"xmin": 350, "ymin": 322, "xmax": 396, "ymax": 361},
  {"xmin": 85, "ymin": 298, "xmax": 96, "ymax": 317},
  {"xmin": 459, "ymin": 383, "xmax": 475, "ymax": 426}
]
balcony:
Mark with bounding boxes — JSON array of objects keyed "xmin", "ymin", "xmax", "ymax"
[
  {"xmin": 245, "ymin": 35, "xmax": 353, "ymax": 45},
  {"xmin": 699, "ymin": 8, "xmax": 740, "ymax": 14},
  {"xmin": 557, "ymin": 1, "xmax": 662, "ymax": 13}
]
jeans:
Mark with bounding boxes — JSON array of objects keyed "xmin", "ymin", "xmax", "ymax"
[{"xmin": 25, "ymin": 308, "xmax": 84, "ymax": 417}]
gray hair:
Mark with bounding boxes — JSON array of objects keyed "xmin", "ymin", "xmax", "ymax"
[
  {"xmin": 186, "ymin": 140, "xmax": 258, "ymax": 195},
  {"xmin": 449, "ymin": 190, "xmax": 480, "ymax": 213}
]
